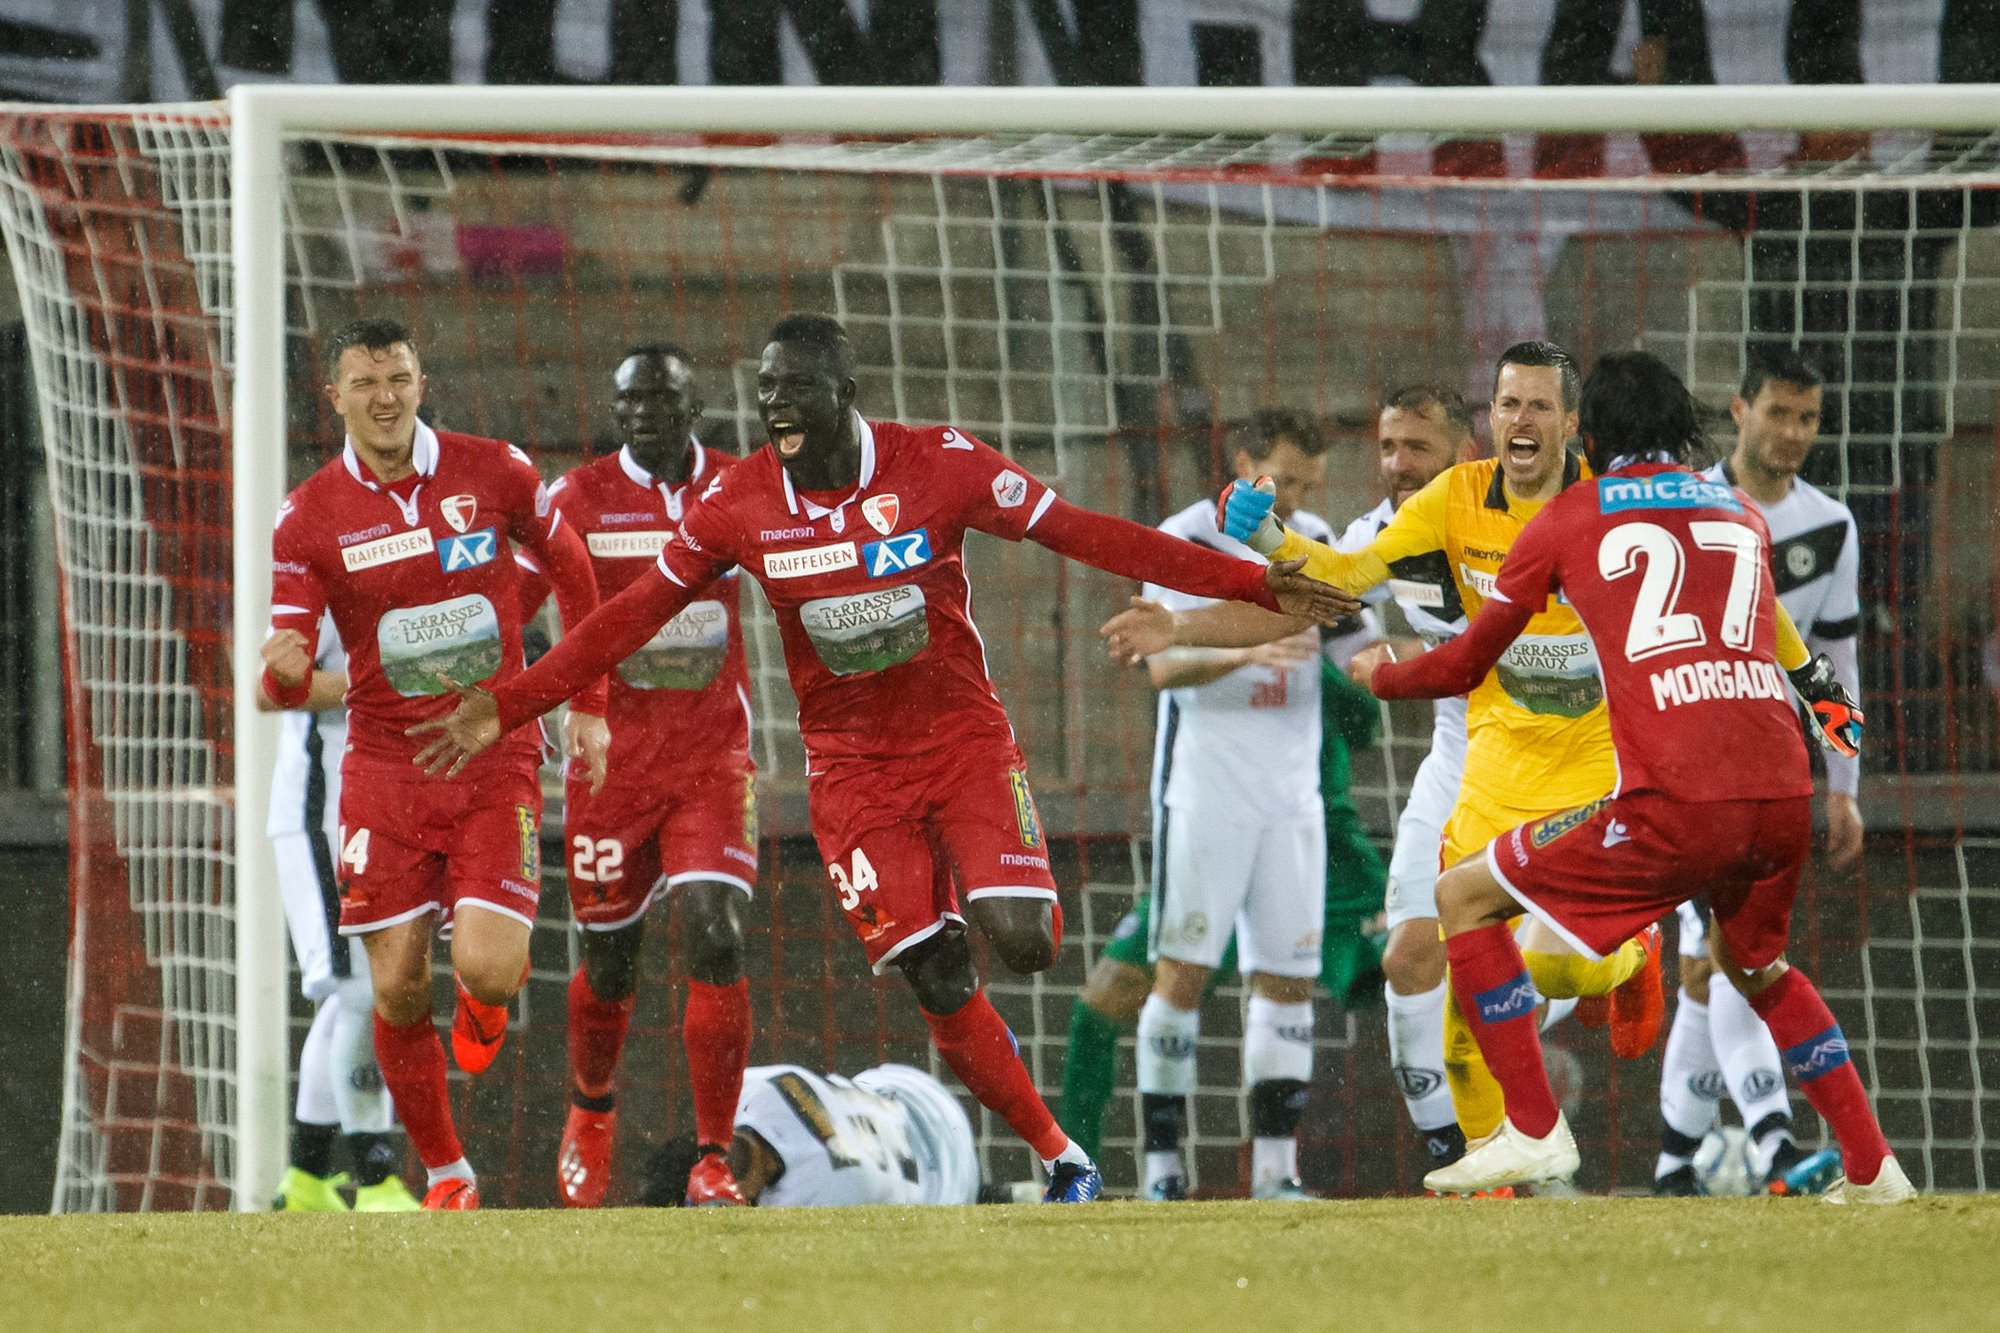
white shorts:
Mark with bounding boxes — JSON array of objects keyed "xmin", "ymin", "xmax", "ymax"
[
  {"xmin": 1149, "ymin": 805, "xmax": 1325, "ymax": 978},
  {"xmin": 1676, "ymin": 898, "xmax": 1709, "ymax": 961},
  {"xmin": 274, "ymin": 829, "xmax": 369, "ymax": 1002},
  {"xmin": 1383, "ymin": 737, "xmax": 1467, "ymax": 931}
]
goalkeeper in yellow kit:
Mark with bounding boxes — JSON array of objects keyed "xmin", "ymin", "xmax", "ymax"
[{"xmin": 1113, "ymin": 343, "xmax": 1677, "ymax": 1159}]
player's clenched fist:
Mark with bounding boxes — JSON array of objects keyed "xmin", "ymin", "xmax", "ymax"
[
  {"xmin": 1218, "ymin": 477, "xmax": 1282, "ymax": 554},
  {"xmin": 407, "ymin": 683, "xmax": 503, "ymax": 779},
  {"xmin": 1346, "ymin": 641, "xmax": 1396, "ymax": 692},
  {"xmin": 261, "ymin": 628, "xmax": 313, "ymax": 688},
  {"xmin": 562, "ymin": 709, "xmax": 611, "ymax": 795}
]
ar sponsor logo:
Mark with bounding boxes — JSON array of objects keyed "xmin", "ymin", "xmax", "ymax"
[
  {"xmin": 863, "ymin": 529, "xmax": 931, "ymax": 577},
  {"xmin": 440, "ymin": 494, "xmax": 478, "ymax": 533},
  {"xmin": 763, "ymin": 542, "xmax": 858, "ymax": 580},
  {"xmin": 1598, "ymin": 473, "xmax": 1743, "ymax": 514},
  {"xmin": 341, "ymin": 528, "xmax": 436, "ymax": 572},
  {"xmin": 439, "ymin": 528, "xmax": 498, "ymax": 572}
]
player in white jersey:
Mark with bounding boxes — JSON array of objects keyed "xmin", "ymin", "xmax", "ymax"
[
  {"xmin": 259, "ymin": 616, "xmax": 418, "ymax": 1212},
  {"xmin": 1655, "ymin": 345, "xmax": 1861, "ymax": 1196},
  {"xmin": 721, "ymin": 1064, "xmax": 980, "ymax": 1207},
  {"xmin": 1103, "ymin": 389, "xmax": 1486, "ymax": 1176},
  {"xmin": 1131, "ymin": 410, "xmax": 1336, "ymax": 1201}
]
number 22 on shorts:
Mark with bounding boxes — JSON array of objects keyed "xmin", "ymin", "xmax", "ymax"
[{"xmin": 829, "ymin": 848, "xmax": 878, "ymax": 910}]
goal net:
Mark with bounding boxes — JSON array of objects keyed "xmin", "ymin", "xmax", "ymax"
[{"xmin": 1, "ymin": 87, "xmax": 1994, "ymax": 1210}]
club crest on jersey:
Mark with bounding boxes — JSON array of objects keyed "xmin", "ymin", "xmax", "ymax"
[
  {"xmin": 438, "ymin": 527, "xmax": 498, "ymax": 572},
  {"xmin": 440, "ymin": 494, "xmax": 478, "ymax": 533},
  {"xmin": 1526, "ymin": 796, "xmax": 1609, "ymax": 848},
  {"xmin": 1598, "ymin": 473, "xmax": 1742, "ymax": 514},
  {"xmin": 992, "ymin": 471, "xmax": 1030, "ymax": 510},
  {"xmin": 862, "ymin": 494, "xmax": 901, "ymax": 535},
  {"xmin": 863, "ymin": 530, "xmax": 931, "ymax": 577}
]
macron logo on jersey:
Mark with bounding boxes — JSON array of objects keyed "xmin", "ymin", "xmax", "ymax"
[
  {"xmin": 863, "ymin": 530, "xmax": 931, "ymax": 577},
  {"xmin": 1599, "ymin": 474, "xmax": 1743, "ymax": 514},
  {"xmin": 342, "ymin": 528, "xmax": 436, "ymax": 572},
  {"xmin": 764, "ymin": 542, "xmax": 858, "ymax": 580},
  {"xmin": 439, "ymin": 528, "xmax": 497, "ymax": 572}
]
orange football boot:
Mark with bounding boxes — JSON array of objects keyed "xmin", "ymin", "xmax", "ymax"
[
  {"xmin": 1609, "ymin": 923, "xmax": 1666, "ymax": 1059},
  {"xmin": 558, "ymin": 1103, "xmax": 616, "ymax": 1208},
  {"xmin": 685, "ymin": 1150, "xmax": 747, "ymax": 1206},
  {"xmin": 422, "ymin": 1177, "xmax": 479, "ymax": 1210}
]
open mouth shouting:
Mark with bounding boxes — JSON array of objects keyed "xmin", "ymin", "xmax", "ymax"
[{"xmin": 767, "ymin": 415, "xmax": 807, "ymax": 459}]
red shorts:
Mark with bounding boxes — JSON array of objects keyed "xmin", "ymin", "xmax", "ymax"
[
  {"xmin": 806, "ymin": 738, "xmax": 1059, "ymax": 972},
  {"xmin": 564, "ymin": 762, "xmax": 759, "ymax": 930},
  {"xmin": 1488, "ymin": 791, "xmax": 1810, "ymax": 971},
  {"xmin": 336, "ymin": 759, "xmax": 544, "ymax": 934}
]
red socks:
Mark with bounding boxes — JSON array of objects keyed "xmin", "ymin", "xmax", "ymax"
[
  {"xmin": 924, "ymin": 992, "xmax": 1067, "ymax": 1160},
  {"xmin": 1445, "ymin": 923, "xmax": 1561, "ymax": 1138},
  {"xmin": 1748, "ymin": 967, "xmax": 1891, "ymax": 1185},
  {"xmin": 567, "ymin": 969, "xmax": 635, "ymax": 1101},
  {"xmin": 373, "ymin": 1012, "xmax": 464, "ymax": 1170},
  {"xmin": 683, "ymin": 978, "xmax": 753, "ymax": 1146}
]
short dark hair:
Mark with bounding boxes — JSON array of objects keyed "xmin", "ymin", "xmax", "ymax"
[
  {"xmin": 1739, "ymin": 344, "xmax": 1824, "ymax": 403},
  {"xmin": 767, "ymin": 312, "xmax": 856, "ymax": 376},
  {"xmin": 1382, "ymin": 383, "xmax": 1475, "ymax": 438},
  {"xmin": 1235, "ymin": 407, "xmax": 1327, "ymax": 462},
  {"xmin": 1495, "ymin": 340, "xmax": 1580, "ymax": 411},
  {"xmin": 1578, "ymin": 351, "xmax": 1706, "ymax": 472},
  {"xmin": 622, "ymin": 342, "xmax": 696, "ymax": 369},
  {"xmin": 324, "ymin": 317, "xmax": 415, "ymax": 383}
]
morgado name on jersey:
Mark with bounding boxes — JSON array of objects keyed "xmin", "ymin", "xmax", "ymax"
[{"xmin": 1650, "ymin": 657, "xmax": 1788, "ymax": 711}]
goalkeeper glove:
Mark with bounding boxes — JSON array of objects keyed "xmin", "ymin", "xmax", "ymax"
[
  {"xmin": 1787, "ymin": 653, "xmax": 1863, "ymax": 759},
  {"xmin": 1218, "ymin": 477, "xmax": 1284, "ymax": 556}
]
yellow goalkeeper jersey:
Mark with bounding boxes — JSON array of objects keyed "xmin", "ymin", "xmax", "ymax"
[{"xmin": 1275, "ymin": 454, "xmax": 1613, "ymax": 812}]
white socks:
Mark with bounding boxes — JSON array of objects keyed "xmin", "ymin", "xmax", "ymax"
[
  {"xmin": 1245, "ymin": 995, "xmax": 1314, "ymax": 1191},
  {"xmin": 1136, "ymin": 993, "xmax": 1199, "ymax": 1098},
  {"xmin": 1657, "ymin": 990, "xmax": 1720, "ymax": 1175},
  {"xmin": 1384, "ymin": 980, "xmax": 1455, "ymax": 1133}
]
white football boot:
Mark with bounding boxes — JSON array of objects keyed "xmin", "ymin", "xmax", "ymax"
[
  {"xmin": 1824, "ymin": 1155, "xmax": 1915, "ymax": 1205},
  {"xmin": 1423, "ymin": 1113, "xmax": 1580, "ymax": 1195}
]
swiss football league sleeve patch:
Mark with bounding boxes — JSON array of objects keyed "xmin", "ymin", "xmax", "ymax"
[
  {"xmin": 1525, "ymin": 796, "xmax": 1609, "ymax": 849},
  {"xmin": 1008, "ymin": 768, "xmax": 1043, "ymax": 849},
  {"xmin": 516, "ymin": 805, "xmax": 540, "ymax": 881}
]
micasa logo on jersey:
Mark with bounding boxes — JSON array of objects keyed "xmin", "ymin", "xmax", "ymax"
[
  {"xmin": 1598, "ymin": 473, "xmax": 1742, "ymax": 514},
  {"xmin": 1009, "ymin": 768, "xmax": 1042, "ymax": 849},
  {"xmin": 441, "ymin": 494, "xmax": 478, "ymax": 533},
  {"xmin": 1527, "ymin": 796, "xmax": 1609, "ymax": 848},
  {"xmin": 861, "ymin": 493, "xmax": 900, "ymax": 535},
  {"xmin": 863, "ymin": 530, "xmax": 931, "ymax": 577},
  {"xmin": 439, "ymin": 528, "xmax": 498, "ymax": 572}
]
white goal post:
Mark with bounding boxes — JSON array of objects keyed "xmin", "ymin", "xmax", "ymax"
[{"xmin": 204, "ymin": 79, "xmax": 1998, "ymax": 1209}]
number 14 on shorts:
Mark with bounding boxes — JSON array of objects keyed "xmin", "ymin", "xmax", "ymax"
[{"xmin": 830, "ymin": 848, "xmax": 877, "ymax": 909}]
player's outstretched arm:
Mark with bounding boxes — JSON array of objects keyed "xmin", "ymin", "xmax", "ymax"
[
  {"xmin": 1027, "ymin": 495, "xmax": 1358, "ymax": 624},
  {"xmin": 1218, "ymin": 479, "xmax": 1393, "ymax": 596},
  {"xmin": 1362, "ymin": 593, "xmax": 1533, "ymax": 701},
  {"xmin": 1099, "ymin": 595, "xmax": 1311, "ymax": 666}
]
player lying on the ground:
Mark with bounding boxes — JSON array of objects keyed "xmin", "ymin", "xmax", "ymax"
[
  {"xmin": 648, "ymin": 1063, "xmax": 981, "ymax": 1207},
  {"xmin": 1062, "ymin": 409, "xmax": 1386, "ymax": 1200},
  {"xmin": 1353, "ymin": 349, "xmax": 1905, "ymax": 1203},
  {"xmin": 1097, "ymin": 383, "xmax": 1479, "ymax": 1175},
  {"xmin": 264, "ymin": 318, "xmax": 608, "ymax": 1210},
  {"xmin": 259, "ymin": 615, "xmax": 420, "ymax": 1213},
  {"xmin": 1655, "ymin": 344, "xmax": 1860, "ymax": 1199},
  {"xmin": 517, "ymin": 344, "xmax": 760, "ymax": 1208},
  {"xmin": 408, "ymin": 312, "xmax": 1356, "ymax": 1204},
  {"xmin": 1131, "ymin": 345, "xmax": 1665, "ymax": 1182}
]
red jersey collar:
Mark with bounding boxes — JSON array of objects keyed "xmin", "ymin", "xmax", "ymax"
[
  {"xmin": 780, "ymin": 413, "xmax": 876, "ymax": 522},
  {"xmin": 619, "ymin": 438, "xmax": 707, "ymax": 520}
]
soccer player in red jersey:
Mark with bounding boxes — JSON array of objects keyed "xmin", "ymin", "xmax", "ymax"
[
  {"xmin": 411, "ymin": 312, "xmax": 1353, "ymax": 1202},
  {"xmin": 518, "ymin": 345, "xmax": 759, "ymax": 1207},
  {"xmin": 1353, "ymin": 351, "xmax": 1907, "ymax": 1202},
  {"xmin": 263, "ymin": 318, "xmax": 607, "ymax": 1210}
]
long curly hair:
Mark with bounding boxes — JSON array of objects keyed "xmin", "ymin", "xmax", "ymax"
[{"xmin": 1578, "ymin": 351, "xmax": 1706, "ymax": 473}]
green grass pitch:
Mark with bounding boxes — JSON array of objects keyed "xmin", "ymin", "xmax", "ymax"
[{"xmin": 7, "ymin": 1196, "xmax": 1994, "ymax": 1332}]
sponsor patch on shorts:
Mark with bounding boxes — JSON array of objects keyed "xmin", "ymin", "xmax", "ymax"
[
  {"xmin": 1526, "ymin": 796, "xmax": 1609, "ymax": 849},
  {"xmin": 1009, "ymin": 768, "xmax": 1042, "ymax": 849},
  {"xmin": 516, "ymin": 805, "xmax": 540, "ymax": 881}
]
